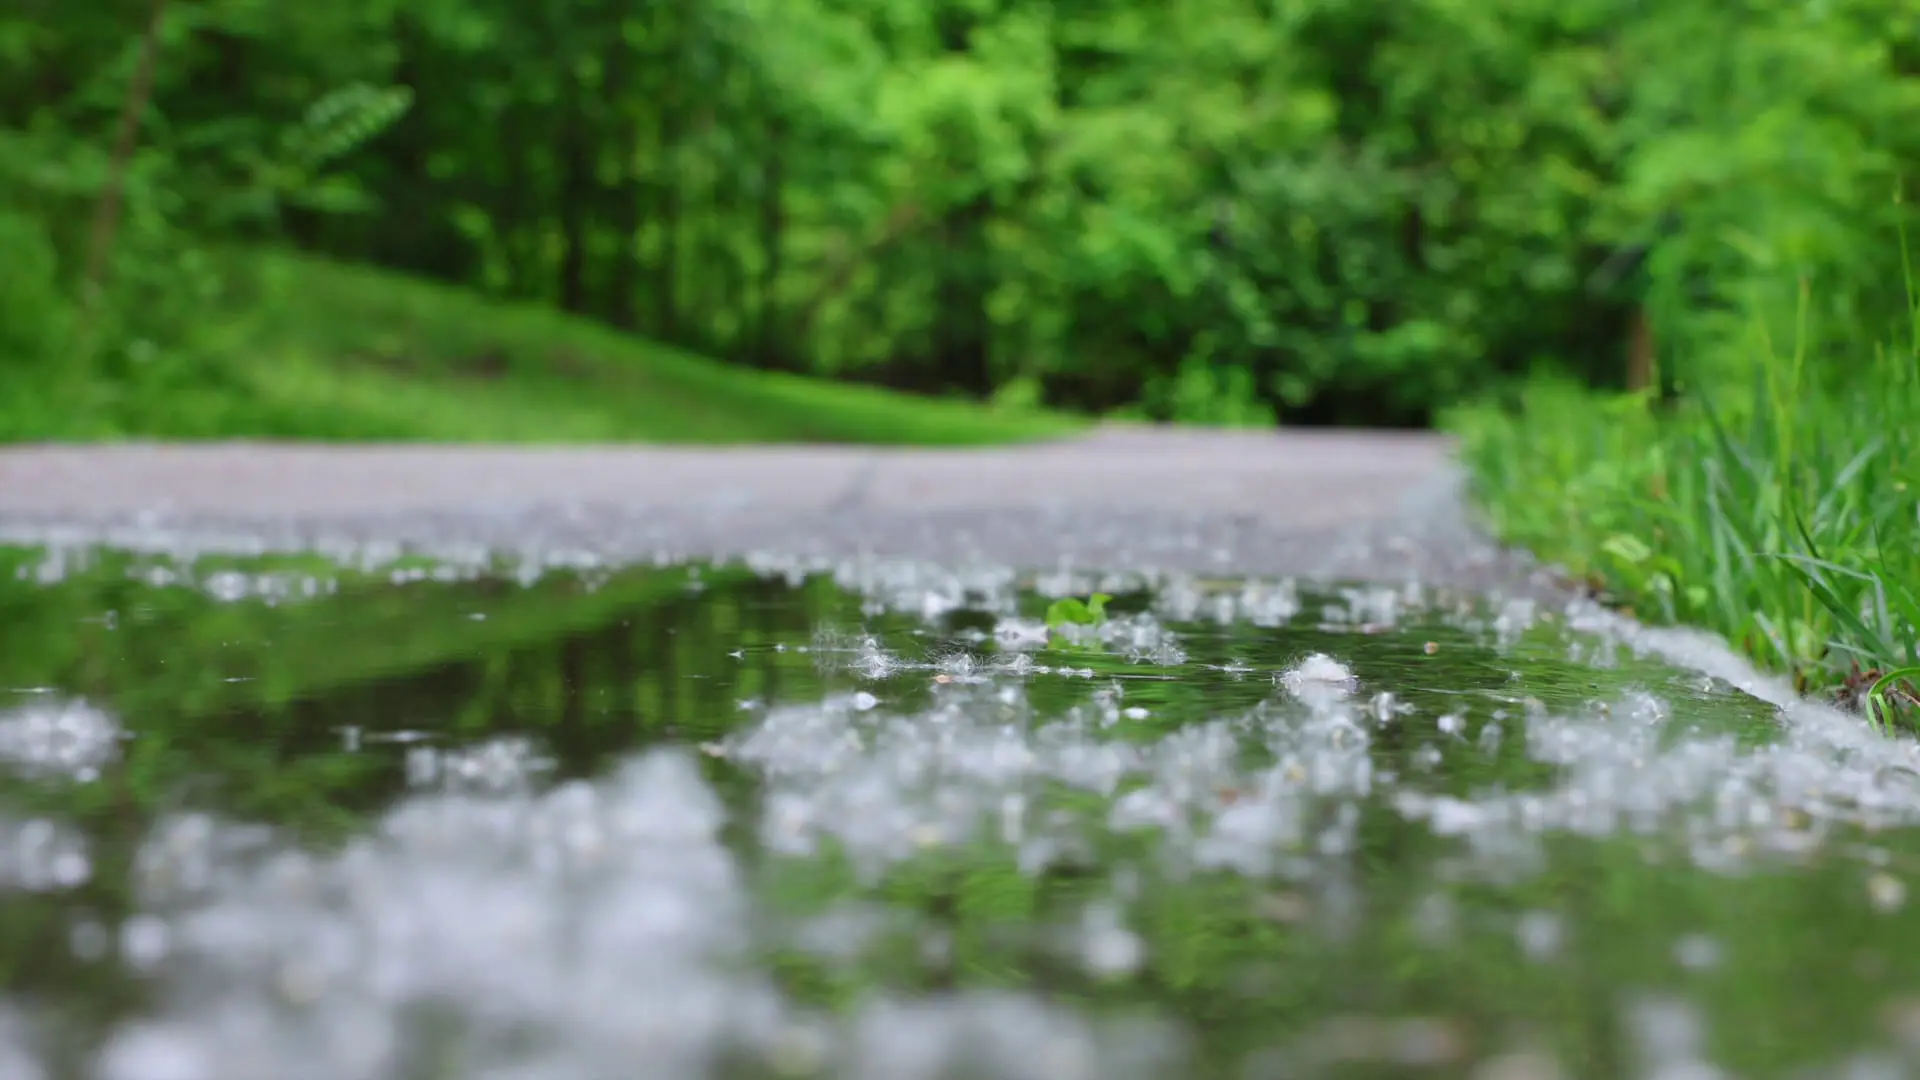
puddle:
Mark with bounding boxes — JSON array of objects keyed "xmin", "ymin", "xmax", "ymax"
[{"xmin": 0, "ymin": 545, "xmax": 1918, "ymax": 1079}]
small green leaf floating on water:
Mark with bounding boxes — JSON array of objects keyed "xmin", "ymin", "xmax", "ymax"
[
  {"xmin": 1045, "ymin": 593, "xmax": 1111, "ymax": 650},
  {"xmin": 1045, "ymin": 592, "xmax": 1110, "ymax": 629}
]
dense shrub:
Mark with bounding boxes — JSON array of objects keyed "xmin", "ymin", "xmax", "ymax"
[{"xmin": 5, "ymin": 0, "xmax": 1918, "ymax": 425}]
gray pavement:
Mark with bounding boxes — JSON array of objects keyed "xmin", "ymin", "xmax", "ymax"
[{"xmin": 0, "ymin": 426, "xmax": 1563, "ymax": 594}]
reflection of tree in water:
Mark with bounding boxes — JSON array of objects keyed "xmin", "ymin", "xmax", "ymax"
[
  {"xmin": 0, "ymin": 551, "xmax": 1897, "ymax": 1079},
  {"xmin": 0, "ymin": 556, "xmax": 851, "ymax": 834},
  {"xmin": 0, "ymin": 555, "xmax": 862, "ymax": 1053}
]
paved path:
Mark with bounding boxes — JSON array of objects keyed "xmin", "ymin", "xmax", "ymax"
[
  {"xmin": 0, "ymin": 427, "xmax": 1554, "ymax": 593},
  {"xmin": 0, "ymin": 428, "xmax": 1443, "ymax": 521}
]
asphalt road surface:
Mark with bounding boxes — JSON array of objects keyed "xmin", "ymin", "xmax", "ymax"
[{"xmin": 0, "ymin": 426, "xmax": 1558, "ymax": 594}]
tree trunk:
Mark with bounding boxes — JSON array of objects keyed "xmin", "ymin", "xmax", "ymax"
[
  {"xmin": 933, "ymin": 196, "xmax": 993, "ymax": 397},
  {"xmin": 81, "ymin": 0, "xmax": 169, "ymax": 313},
  {"xmin": 1626, "ymin": 303, "xmax": 1655, "ymax": 392},
  {"xmin": 604, "ymin": 27, "xmax": 643, "ymax": 329},
  {"xmin": 755, "ymin": 113, "xmax": 788, "ymax": 368},
  {"xmin": 556, "ymin": 106, "xmax": 593, "ymax": 314},
  {"xmin": 651, "ymin": 4, "xmax": 686, "ymax": 341},
  {"xmin": 554, "ymin": 27, "xmax": 596, "ymax": 316}
]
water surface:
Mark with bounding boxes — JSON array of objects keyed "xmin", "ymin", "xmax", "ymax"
[{"xmin": 1, "ymin": 546, "xmax": 1917, "ymax": 1080}]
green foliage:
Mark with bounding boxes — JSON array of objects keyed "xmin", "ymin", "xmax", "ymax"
[
  {"xmin": 1449, "ymin": 286, "xmax": 1920, "ymax": 725},
  {"xmin": 1045, "ymin": 592, "xmax": 1110, "ymax": 631},
  {"xmin": 1867, "ymin": 667, "xmax": 1920, "ymax": 735},
  {"xmin": 6, "ymin": 0, "xmax": 1920, "ymax": 433},
  {"xmin": 1044, "ymin": 588, "xmax": 1121, "ymax": 645},
  {"xmin": 0, "ymin": 210, "xmax": 77, "ymax": 390},
  {"xmin": 0, "ymin": 0, "xmax": 411, "ymax": 435},
  {"xmin": 3, "ymin": 249, "xmax": 1075, "ymax": 442}
]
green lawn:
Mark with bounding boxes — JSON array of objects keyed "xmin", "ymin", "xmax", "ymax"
[
  {"xmin": 1447, "ymin": 340, "xmax": 1920, "ymax": 732},
  {"xmin": 20, "ymin": 249, "xmax": 1079, "ymax": 446}
]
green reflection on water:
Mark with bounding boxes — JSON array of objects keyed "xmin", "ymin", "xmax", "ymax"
[{"xmin": 0, "ymin": 545, "xmax": 1910, "ymax": 1079}]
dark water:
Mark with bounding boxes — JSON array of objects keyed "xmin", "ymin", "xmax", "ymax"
[{"xmin": 1, "ymin": 545, "xmax": 1917, "ymax": 1080}]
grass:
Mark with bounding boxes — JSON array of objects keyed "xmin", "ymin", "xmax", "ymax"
[
  {"xmin": 1446, "ymin": 288, "xmax": 1920, "ymax": 732},
  {"xmin": 8, "ymin": 248, "xmax": 1080, "ymax": 445}
]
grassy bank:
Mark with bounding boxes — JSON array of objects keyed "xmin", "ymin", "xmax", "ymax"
[
  {"xmin": 5, "ymin": 250, "xmax": 1078, "ymax": 446},
  {"xmin": 1449, "ymin": 331, "xmax": 1920, "ymax": 731}
]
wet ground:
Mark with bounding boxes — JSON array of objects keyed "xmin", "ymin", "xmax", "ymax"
[
  {"xmin": 6, "ymin": 544, "xmax": 1920, "ymax": 1080},
  {"xmin": 0, "ymin": 429, "xmax": 1543, "ymax": 596}
]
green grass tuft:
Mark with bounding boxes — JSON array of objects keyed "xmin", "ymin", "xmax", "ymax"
[
  {"xmin": 1448, "ymin": 316, "xmax": 1920, "ymax": 730},
  {"xmin": 7, "ymin": 249, "xmax": 1080, "ymax": 446}
]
